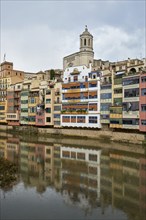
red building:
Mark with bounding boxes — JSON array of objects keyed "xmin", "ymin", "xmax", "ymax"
[{"xmin": 139, "ymin": 71, "xmax": 146, "ymax": 132}]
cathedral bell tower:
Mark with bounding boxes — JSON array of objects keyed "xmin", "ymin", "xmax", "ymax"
[{"xmin": 80, "ymin": 25, "xmax": 93, "ymax": 52}]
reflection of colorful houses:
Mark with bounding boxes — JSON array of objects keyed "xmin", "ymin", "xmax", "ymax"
[
  {"xmin": 100, "ymin": 150, "xmax": 146, "ymax": 220},
  {"xmin": 20, "ymin": 141, "xmax": 46, "ymax": 193},
  {"xmin": 60, "ymin": 146, "xmax": 101, "ymax": 210},
  {"xmin": 44, "ymin": 144, "xmax": 54, "ymax": 183},
  {"xmin": 0, "ymin": 138, "xmax": 7, "ymax": 158},
  {"xmin": 6, "ymin": 137, "xmax": 20, "ymax": 163},
  {"xmin": 53, "ymin": 144, "xmax": 62, "ymax": 190},
  {"xmin": 139, "ymin": 158, "xmax": 146, "ymax": 214}
]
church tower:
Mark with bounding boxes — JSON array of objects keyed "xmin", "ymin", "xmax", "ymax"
[
  {"xmin": 80, "ymin": 25, "xmax": 93, "ymax": 52},
  {"xmin": 63, "ymin": 26, "xmax": 94, "ymax": 69}
]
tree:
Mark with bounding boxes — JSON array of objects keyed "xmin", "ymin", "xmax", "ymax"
[{"xmin": 50, "ymin": 69, "xmax": 55, "ymax": 80}]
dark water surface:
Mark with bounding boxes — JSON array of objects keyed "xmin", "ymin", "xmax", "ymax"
[{"xmin": 0, "ymin": 134, "xmax": 146, "ymax": 220}]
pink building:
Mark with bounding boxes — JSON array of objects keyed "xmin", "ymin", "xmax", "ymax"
[{"xmin": 139, "ymin": 72, "xmax": 146, "ymax": 132}]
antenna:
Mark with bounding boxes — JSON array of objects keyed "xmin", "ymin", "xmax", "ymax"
[{"xmin": 3, "ymin": 53, "xmax": 6, "ymax": 62}]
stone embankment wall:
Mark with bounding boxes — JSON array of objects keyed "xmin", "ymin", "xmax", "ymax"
[
  {"xmin": 0, "ymin": 125, "xmax": 145, "ymax": 145},
  {"xmin": 38, "ymin": 127, "xmax": 145, "ymax": 145}
]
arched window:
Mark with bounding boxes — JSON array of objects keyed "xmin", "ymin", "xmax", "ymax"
[
  {"xmin": 129, "ymin": 68, "xmax": 136, "ymax": 74},
  {"xmin": 84, "ymin": 39, "xmax": 86, "ymax": 46}
]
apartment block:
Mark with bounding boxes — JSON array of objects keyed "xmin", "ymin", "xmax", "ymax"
[
  {"xmin": 61, "ymin": 64, "xmax": 101, "ymax": 128},
  {"xmin": 6, "ymin": 81, "xmax": 23, "ymax": 126}
]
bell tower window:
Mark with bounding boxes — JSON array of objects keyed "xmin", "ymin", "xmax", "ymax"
[{"xmin": 84, "ymin": 39, "xmax": 86, "ymax": 46}]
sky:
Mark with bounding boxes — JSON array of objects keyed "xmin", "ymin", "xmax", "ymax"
[{"xmin": 0, "ymin": 0, "xmax": 145, "ymax": 72}]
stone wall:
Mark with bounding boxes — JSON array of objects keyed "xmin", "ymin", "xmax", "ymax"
[
  {"xmin": 38, "ymin": 127, "xmax": 145, "ymax": 145},
  {"xmin": 0, "ymin": 124, "xmax": 145, "ymax": 145}
]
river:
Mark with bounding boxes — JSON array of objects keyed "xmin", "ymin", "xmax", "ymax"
[{"xmin": 0, "ymin": 133, "xmax": 146, "ymax": 220}]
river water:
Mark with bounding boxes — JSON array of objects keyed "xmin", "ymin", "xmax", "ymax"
[{"xmin": 0, "ymin": 133, "xmax": 146, "ymax": 220}]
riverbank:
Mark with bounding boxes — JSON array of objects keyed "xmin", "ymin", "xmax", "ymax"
[{"xmin": 0, "ymin": 124, "xmax": 146, "ymax": 145}]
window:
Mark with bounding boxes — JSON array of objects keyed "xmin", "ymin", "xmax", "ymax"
[
  {"xmin": 54, "ymin": 106, "xmax": 61, "ymax": 111},
  {"xmin": 46, "ymin": 117, "xmax": 51, "ymax": 122},
  {"xmin": 63, "ymin": 116, "xmax": 70, "ymax": 119},
  {"xmin": 74, "ymin": 76, "xmax": 78, "ymax": 82},
  {"xmin": 141, "ymin": 104, "xmax": 146, "ymax": 111},
  {"xmin": 30, "ymin": 97, "xmax": 35, "ymax": 103},
  {"xmin": 89, "ymin": 154, "xmax": 97, "ymax": 162},
  {"xmin": 71, "ymin": 152, "xmax": 76, "ymax": 159},
  {"xmin": 30, "ymin": 107, "xmax": 36, "ymax": 113},
  {"xmin": 89, "ymin": 116, "xmax": 97, "ymax": 124},
  {"xmin": 57, "ymin": 97, "xmax": 60, "ymax": 103},
  {"xmin": 123, "ymin": 102, "xmax": 139, "ymax": 111},
  {"xmin": 46, "ymin": 90, "xmax": 51, "ymax": 95},
  {"xmin": 77, "ymin": 153, "xmax": 85, "ymax": 160},
  {"xmin": 123, "ymin": 119, "xmax": 139, "ymax": 125},
  {"xmin": 84, "ymin": 39, "xmax": 86, "ymax": 46},
  {"xmin": 29, "ymin": 116, "xmax": 35, "ymax": 122},
  {"xmin": 38, "ymin": 119, "xmax": 43, "ymax": 123},
  {"xmin": 21, "ymin": 100, "xmax": 28, "ymax": 104},
  {"xmin": 141, "ymin": 76, "xmax": 146, "ymax": 83},
  {"xmin": 110, "ymin": 119, "xmax": 120, "ymax": 124},
  {"xmin": 123, "ymin": 77, "xmax": 139, "ymax": 85},
  {"xmin": 114, "ymin": 88, "xmax": 122, "ymax": 94},
  {"xmin": 124, "ymin": 88, "xmax": 139, "ymax": 97},
  {"xmin": 101, "ymin": 93, "xmax": 112, "ymax": 99},
  {"xmin": 46, "ymin": 99, "xmax": 51, "ymax": 104},
  {"xmin": 0, "ymin": 106, "xmax": 5, "ymax": 110},
  {"xmin": 62, "ymin": 151, "xmax": 70, "ymax": 158},
  {"xmin": 54, "ymin": 121, "xmax": 60, "ymax": 125},
  {"xmin": 46, "ymin": 108, "xmax": 51, "ymax": 113},
  {"xmin": 101, "ymin": 115, "xmax": 109, "ymax": 119},
  {"xmin": 141, "ymin": 120, "xmax": 146, "ymax": 125},
  {"xmin": 89, "ymin": 82, "xmax": 97, "ymax": 87},
  {"xmin": 141, "ymin": 88, "xmax": 146, "ymax": 96},
  {"xmin": 101, "ymin": 85, "xmax": 111, "ymax": 90},
  {"xmin": 101, "ymin": 103, "xmax": 111, "ymax": 111},
  {"xmin": 54, "ymin": 114, "xmax": 60, "ymax": 118},
  {"xmin": 46, "ymin": 149, "xmax": 51, "ymax": 154},
  {"xmin": 77, "ymin": 116, "xmax": 85, "ymax": 123}
]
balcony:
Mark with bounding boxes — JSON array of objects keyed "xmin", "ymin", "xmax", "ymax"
[
  {"xmin": 122, "ymin": 124, "xmax": 139, "ymax": 130},
  {"xmin": 7, "ymin": 121, "xmax": 20, "ymax": 126},
  {"xmin": 110, "ymin": 124, "xmax": 122, "ymax": 128},
  {"xmin": 110, "ymin": 114, "xmax": 122, "ymax": 118},
  {"xmin": 101, "ymin": 119, "xmax": 110, "ymax": 124},
  {"xmin": 6, "ymin": 113, "xmax": 19, "ymax": 121},
  {"xmin": 123, "ymin": 111, "xmax": 139, "ymax": 119},
  {"xmin": 61, "ymin": 109, "xmax": 87, "ymax": 115}
]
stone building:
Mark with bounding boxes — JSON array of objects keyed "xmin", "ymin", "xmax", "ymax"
[{"xmin": 63, "ymin": 26, "xmax": 94, "ymax": 70}]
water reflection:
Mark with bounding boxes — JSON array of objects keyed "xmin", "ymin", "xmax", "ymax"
[{"xmin": 0, "ymin": 135, "xmax": 146, "ymax": 220}]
